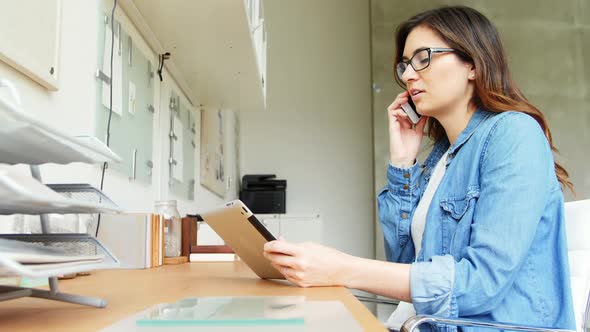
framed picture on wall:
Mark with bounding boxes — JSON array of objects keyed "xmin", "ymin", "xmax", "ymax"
[{"xmin": 200, "ymin": 108, "xmax": 225, "ymax": 196}]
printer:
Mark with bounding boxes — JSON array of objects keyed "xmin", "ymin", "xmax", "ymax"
[{"xmin": 239, "ymin": 174, "xmax": 286, "ymax": 214}]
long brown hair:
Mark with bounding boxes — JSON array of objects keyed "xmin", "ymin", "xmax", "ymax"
[{"xmin": 393, "ymin": 6, "xmax": 573, "ymax": 192}]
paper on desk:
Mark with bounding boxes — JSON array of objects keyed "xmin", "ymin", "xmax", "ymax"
[
  {"xmin": 102, "ymin": 25, "xmax": 123, "ymax": 116},
  {"xmin": 172, "ymin": 116, "xmax": 184, "ymax": 182},
  {"xmin": 0, "ymin": 238, "xmax": 104, "ymax": 264},
  {"xmin": 0, "ymin": 238, "xmax": 105, "ymax": 278}
]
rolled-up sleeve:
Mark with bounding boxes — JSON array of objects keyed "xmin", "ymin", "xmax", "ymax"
[
  {"xmin": 409, "ymin": 113, "xmax": 554, "ymax": 317},
  {"xmin": 411, "ymin": 255, "xmax": 456, "ymax": 316},
  {"xmin": 377, "ymin": 161, "xmax": 421, "ymax": 264}
]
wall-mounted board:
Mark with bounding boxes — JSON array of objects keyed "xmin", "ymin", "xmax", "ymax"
[
  {"xmin": 95, "ymin": 11, "xmax": 155, "ymax": 184},
  {"xmin": 0, "ymin": 0, "xmax": 62, "ymax": 90}
]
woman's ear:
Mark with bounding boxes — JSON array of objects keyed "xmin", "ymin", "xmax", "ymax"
[{"xmin": 468, "ymin": 66, "xmax": 476, "ymax": 81}]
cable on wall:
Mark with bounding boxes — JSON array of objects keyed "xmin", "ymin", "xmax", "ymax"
[{"xmin": 96, "ymin": 0, "xmax": 118, "ymax": 237}]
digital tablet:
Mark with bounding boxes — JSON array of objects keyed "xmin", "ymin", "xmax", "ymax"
[{"xmin": 200, "ymin": 200, "xmax": 284, "ymax": 279}]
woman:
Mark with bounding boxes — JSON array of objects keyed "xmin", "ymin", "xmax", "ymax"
[{"xmin": 263, "ymin": 6, "xmax": 575, "ymax": 331}]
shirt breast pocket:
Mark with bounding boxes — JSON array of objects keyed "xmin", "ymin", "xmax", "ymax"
[{"xmin": 439, "ymin": 188, "xmax": 479, "ymax": 257}]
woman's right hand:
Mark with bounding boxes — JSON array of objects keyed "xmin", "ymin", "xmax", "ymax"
[{"xmin": 387, "ymin": 91, "xmax": 428, "ymax": 168}]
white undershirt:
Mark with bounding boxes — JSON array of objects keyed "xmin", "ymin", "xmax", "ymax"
[{"xmin": 385, "ymin": 150, "xmax": 449, "ymax": 330}]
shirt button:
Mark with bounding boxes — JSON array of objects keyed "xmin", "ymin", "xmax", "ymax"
[
  {"xmin": 401, "ymin": 213, "xmax": 408, "ymax": 219},
  {"xmin": 403, "ymin": 184, "xmax": 409, "ymax": 190},
  {"xmin": 403, "ymin": 172, "xmax": 410, "ymax": 179}
]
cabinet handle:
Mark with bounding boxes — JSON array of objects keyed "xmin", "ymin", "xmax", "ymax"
[{"xmin": 130, "ymin": 148, "xmax": 137, "ymax": 180}]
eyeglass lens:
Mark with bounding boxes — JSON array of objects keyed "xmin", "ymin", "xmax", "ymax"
[{"xmin": 396, "ymin": 49, "xmax": 430, "ymax": 80}]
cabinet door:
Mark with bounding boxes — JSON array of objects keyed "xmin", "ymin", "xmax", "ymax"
[
  {"xmin": 257, "ymin": 214, "xmax": 280, "ymax": 239},
  {"xmin": 279, "ymin": 214, "xmax": 322, "ymax": 244}
]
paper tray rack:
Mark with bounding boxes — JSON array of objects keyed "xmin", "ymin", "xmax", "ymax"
[
  {"xmin": 0, "ymin": 233, "xmax": 119, "ymax": 279},
  {"xmin": 0, "ymin": 79, "xmax": 120, "ymax": 308},
  {"xmin": 0, "ymin": 168, "xmax": 122, "ymax": 215},
  {"xmin": 0, "ymin": 93, "xmax": 122, "ymax": 165}
]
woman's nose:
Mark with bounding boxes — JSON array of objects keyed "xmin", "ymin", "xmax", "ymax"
[{"xmin": 401, "ymin": 65, "xmax": 419, "ymax": 83}]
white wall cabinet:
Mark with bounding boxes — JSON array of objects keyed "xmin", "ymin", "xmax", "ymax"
[
  {"xmin": 223, "ymin": 110, "xmax": 239, "ymax": 200},
  {"xmin": 258, "ymin": 214, "xmax": 322, "ymax": 244},
  {"xmin": 258, "ymin": 214, "xmax": 280, "ymax": 238},
  {"xmin": 245, "ymin": 0, "xmax": 267, "ymax": 101},
  {"xmin": 122, "ymin": 0, "xmax": 266, "ymax": 112}
]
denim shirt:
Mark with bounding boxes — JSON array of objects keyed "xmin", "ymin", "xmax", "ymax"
[{"xmin": 377, "ymin": 109, "xmax": 576, "ymax": 331}]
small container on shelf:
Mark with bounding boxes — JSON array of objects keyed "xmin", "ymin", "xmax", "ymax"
[{"xmin": 154, "ymin": 200, "xmax": 182, "ymax": 258}]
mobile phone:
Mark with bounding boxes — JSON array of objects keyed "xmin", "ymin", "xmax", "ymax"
[{"xmin": 400, "ymin": 98, "xmax": 421, "ymax": 125}]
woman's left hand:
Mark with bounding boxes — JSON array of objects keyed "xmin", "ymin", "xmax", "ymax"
[{"xmin": 263, "ymin": 238, "xmax": 352, "ymax": 288}]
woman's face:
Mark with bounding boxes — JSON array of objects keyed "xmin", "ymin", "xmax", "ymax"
[{"xmin": 401, "ymin": 25, "xmax": 475, "ymax": 117}]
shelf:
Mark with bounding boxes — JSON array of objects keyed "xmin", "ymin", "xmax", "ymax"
[
  {"xmin": 0, "ymin": 94, "xmax": 122, "ymax": 165},
  {"xmin": 120, "ymin": 0, "xmax": 266, "ymax": 112},
  {"xmin": 0, "ymin": 233, "xmax": 119, "ymax": 278},
  {"xmin": 0, "ymin": 169, "xmax": 122, "ymax": 215}
]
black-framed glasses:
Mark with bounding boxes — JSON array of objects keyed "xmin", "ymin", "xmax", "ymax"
[{"xmin": 396, "ymin": 47, "xmax": 457, "ymax": 81}]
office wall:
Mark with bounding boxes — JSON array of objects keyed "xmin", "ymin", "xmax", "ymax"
[
  {"xmin": 371, "ymin": 0, "xmax": 590, "ymax": 259},
  {"xmin": 239, "ymin": 0, "xmax": 374, "ymax": 258},
  {"xmin": 0, "ymin": 0, "xmax": 222, "ymax": 233}
]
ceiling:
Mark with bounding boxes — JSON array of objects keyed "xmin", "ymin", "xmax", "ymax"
[{"xmin": 130, "ymin": 0, "xmax": 264, "ymax": 111}]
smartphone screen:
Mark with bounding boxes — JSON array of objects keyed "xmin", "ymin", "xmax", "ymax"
[{"xmin": 407, "ymin": 97, "xmax": 416, "ymax": 111}]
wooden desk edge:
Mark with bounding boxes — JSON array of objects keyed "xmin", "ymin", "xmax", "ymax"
[{"xmin": 0, "ymin": 262, "xmax": 388, "ymax": 331}]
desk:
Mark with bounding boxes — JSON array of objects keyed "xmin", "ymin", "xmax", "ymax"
[{"xmin": 0, "ymin": 261, "xmax": 387, "ymax": 331}]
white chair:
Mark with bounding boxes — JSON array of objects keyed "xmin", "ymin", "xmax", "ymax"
[{"xmin": 401, "ymin": 199, "xmax": 590, "ymax": 332}]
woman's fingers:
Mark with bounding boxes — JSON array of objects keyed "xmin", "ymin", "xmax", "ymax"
[
  {"xmin": 270, "ymin": 262, "xmax": 304, "ymax": 286},
  {"xmin": 266, "ymin": 242, "xmax": 350, "ymax": 288},
  {"xmin": 389, "ymin": 108, "xmax": 413, "ymax": 131},
  {"xmin": 265, "ymin": 251, "xmax": 298, "ymax": 268},
  {"xmin": 264, "ymin": 240, "xmax": 306, "ymax": 273},
  {"xmin": 386, "ymin": 91, "xmax": 410, "ymax": 112},
  {"xmin": 264, "ymin": 240, "xmax": 300, "ymax": 256},
  {"xmin": 387, "ymin": 98, "xmax": 408, "ymax": 114},
  {"xmin": 270, "ymin": 262, "xmax": 290, "ymax": 275},
  {"xmin": 271, "ymin": 263, "xmax": 307, "ymax": 287},
  {"xmin": 388, "ymin": 107, "xmax": 409, "ymax": 119}
]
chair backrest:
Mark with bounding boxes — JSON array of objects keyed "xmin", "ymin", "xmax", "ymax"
[{"xmin": 564, "ymin": 199, "xmax": 590, "ymax": 332}]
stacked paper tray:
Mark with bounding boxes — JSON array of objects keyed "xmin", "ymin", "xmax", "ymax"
[
  {"xmin": 0, "ymin": 94, "xmax": 121, "ymax": 165},
  {"xmin": 0, "ymin": 169, "xmax": 121, "ymax": 215},
  {"xmin": 0, "ymin": 233, "xmax": 119, "ymax": 278}
]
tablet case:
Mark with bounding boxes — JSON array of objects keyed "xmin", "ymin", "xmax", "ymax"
[{"xmin": 200, "ymin": 200, "xmax": 284, "ymax": 279}]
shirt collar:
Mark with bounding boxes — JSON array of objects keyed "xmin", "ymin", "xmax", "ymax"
[
  {"xmin": 422, "ymin": 108, "xmax": 494, "ymax": 169},
  {"xmin": 449, "ymin": 107, "xmax": 494, "ymax": 155}
]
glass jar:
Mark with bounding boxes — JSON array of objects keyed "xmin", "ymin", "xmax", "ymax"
[{"xmin": 154, "ymin": 200, "xmax": 182, "ymax": 257}]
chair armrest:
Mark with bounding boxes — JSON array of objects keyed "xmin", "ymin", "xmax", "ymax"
[
  {"xmin": 355, "ymin": 295, "xmax": 399, "ymax": 306},
  {"xmin": 584, "ymin": 292, "xmax": 590, "ymax": 331},
  {"xmin": 401, "ymin": 315, "xmax": 576, "ymax": 332}
]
